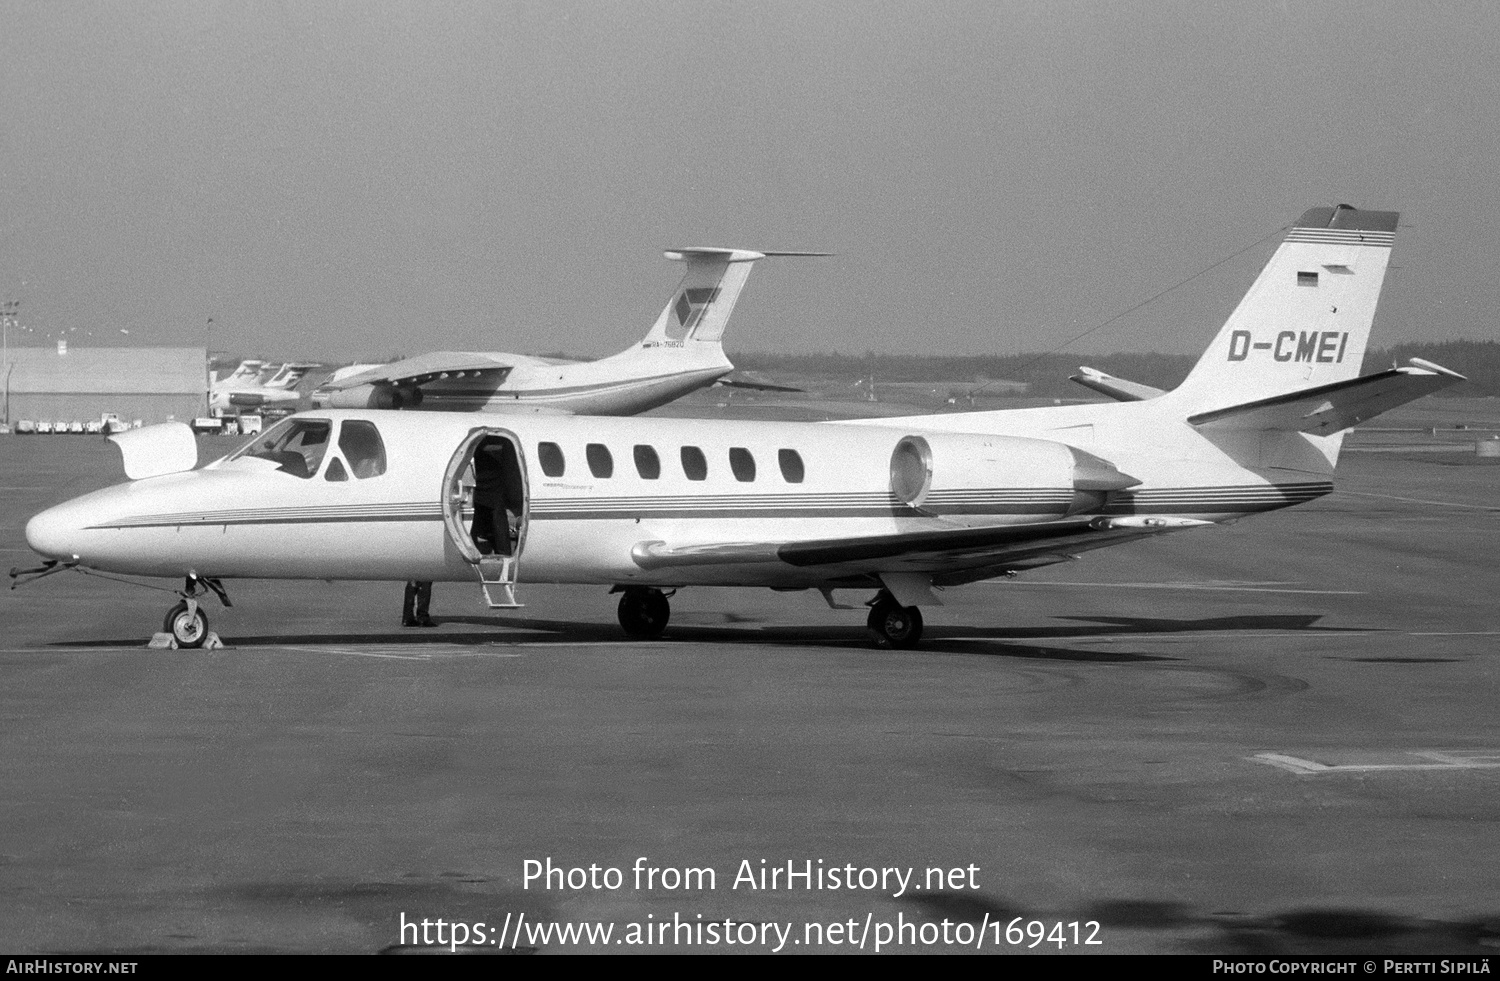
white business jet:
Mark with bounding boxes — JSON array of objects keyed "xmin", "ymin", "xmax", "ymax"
[
  {"xmin": 310, "ymin": 249, "xmax": 820, "ymax": 415},
  {"xmin": 17, "ymin": 206, "xmax": 1464, "ymax": 649}
]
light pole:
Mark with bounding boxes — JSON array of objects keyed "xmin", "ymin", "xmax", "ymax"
[
  {"xmin": 205, "ymin": 318, "xmax": 213, "ymax": 417},
  {"xmin": 2, "ymin": 300, "xmax": 18, "ymax": 427}
]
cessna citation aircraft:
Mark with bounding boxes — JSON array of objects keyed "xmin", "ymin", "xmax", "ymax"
[
  {"xmin": 16, "ymin": 206, "xmax": 1465, "ymax": 649},
  {"xmin": 310, "ymin": 248, "xmax": 820, "ymax": 415}
]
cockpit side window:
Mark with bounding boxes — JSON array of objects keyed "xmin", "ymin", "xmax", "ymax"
[
  {"xmin": 338, "ymin": 420, "xmax": 387, "ymax": 478},
  {"xmin": 230, "ymin": 418, "xmax": 332, "ymax": 478}
]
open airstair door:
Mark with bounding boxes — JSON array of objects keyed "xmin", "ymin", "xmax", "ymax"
[{"xmin": 442, "ymin": 427, "xmax": 529, "ymax": 609}]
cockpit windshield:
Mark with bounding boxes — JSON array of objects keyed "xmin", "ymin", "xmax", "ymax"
[{"xmin": 228, "ymin": 418, "xmax": 333, "ymax": 478}]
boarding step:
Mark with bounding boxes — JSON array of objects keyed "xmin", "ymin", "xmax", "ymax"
[{"xmin": 476, "ymin": 555, "xmax": 523, "ymax": 609}]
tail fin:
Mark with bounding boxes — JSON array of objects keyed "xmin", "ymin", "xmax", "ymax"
[
  {"xmin": 217, "ymin": 360, "xmax": 265, "ymax": 385},
  {"xmin": 1166, "ymin": 205, "xmax": 1397, "ymax": 413},
  {"xmin": 641, "ymin": 248, "xmax": 829, "ymax": 347},
  {"xmin": 260, "ymin": 362, "xmax": 321, "ymax": 390}
]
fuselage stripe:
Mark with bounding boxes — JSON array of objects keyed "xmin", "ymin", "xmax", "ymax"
[{"xmin": 86, "ymin": 482, "xmax": 1331, "ymax": 529}]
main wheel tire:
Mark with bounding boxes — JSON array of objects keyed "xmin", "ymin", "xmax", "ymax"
[
  {"xmin": 617, "ymin": 587, "xmax": 670, "ymax": 639},
  {"xmin": 866, "ymin": 598, "xmax": 923, "ymax": 649},
  {"xmin": 164, "ymin": 601, "xmax": 209, "ymax": 649}
]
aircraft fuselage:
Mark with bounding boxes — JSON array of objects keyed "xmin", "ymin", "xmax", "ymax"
[{"xmin": 25, "ymin": 409, "xmax": 1317, "ymax": 591}]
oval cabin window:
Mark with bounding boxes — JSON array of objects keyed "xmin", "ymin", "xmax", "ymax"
[
  {"xmin": 778, "ymin": 449, "xmax": 805, "ymax": 483},
  {"xmin": 634, "ymin": 444, "xmax": 661, "ymax": 480},
  {"xmin": 586, "ymin": 443, "xmax": 614, "ymax": 478},
  {"xmin": 680, "ymin": 446, "xmax": 708, "ymax": 481},
  {"xmin": 538, "ymin": 442, "xmax": 566, "ymax": 477},
  {"xmin": 729, "ymin": 447, "xmax": 756, "ymax": 482}
]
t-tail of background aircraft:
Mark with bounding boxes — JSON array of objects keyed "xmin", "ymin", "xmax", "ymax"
[
  {"xmin": 208, "ymin": 361, "xmax": 322, "ymax": 416},
  {"xmin": 16, "ymin": 206, "xmax": 1464, "ymax": 649},
  {"xmin": 313, "ymin": 248, "xmax": 826, "ymax": 415}
]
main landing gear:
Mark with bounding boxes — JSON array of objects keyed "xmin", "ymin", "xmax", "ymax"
[
  {"xmin": 616, "ymin": 586, "xmax": 671, "ymax": 639},
  {"xmin": 866, "ymin": 590, "xmax": 924, "ymax": 649},
  {"xmin": 607, "ymin": 585, "xmax": 925, "ymax": 649},
  {"xmin": 163, "ymin": 575, "xmax": 232, "ymax": 649}
]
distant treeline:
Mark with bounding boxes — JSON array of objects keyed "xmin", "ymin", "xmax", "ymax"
[{"xmin": 733, "ymin": 340, "xmax": 1500, "ymax": 398}]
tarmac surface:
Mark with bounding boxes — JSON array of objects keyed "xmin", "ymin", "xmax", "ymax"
[{"xmin": 2, "ymin": 404, "xmax": 1499, "ymax": 954}]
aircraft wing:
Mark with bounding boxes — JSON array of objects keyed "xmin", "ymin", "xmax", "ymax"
[
  {"xmin": 1070, "ymin": 366, "xmax": 1166, "ymax": 402},
  {"xmin": 319, "ymin": 352, "xmax": 514, "ymax": 391},
  {"xmin": 631, "ymin": 515, "xmax": 1211, "ymax": 581},
  {"xmin": 1188, "ymin": 358, "xmax": 1465, "ymax": 435}
]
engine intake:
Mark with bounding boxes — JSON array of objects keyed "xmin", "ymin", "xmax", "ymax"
[
  {"xmin": 887, "ymin": 432, "xmax": 1137, "ymax": 520},
  {"xmin": 318, "ymin": 383, "xmax": 424, "ymax": 410}
]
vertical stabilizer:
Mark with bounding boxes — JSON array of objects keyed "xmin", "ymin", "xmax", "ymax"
[
  {"xmin": 642, "ymin": 249, "xmax": 829, "ymax": 348},
  {"xmin": 1166, "ymin": 205, "xmax": 1397, "ymax": 413}
]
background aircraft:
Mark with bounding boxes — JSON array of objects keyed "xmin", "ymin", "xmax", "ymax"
[
  {"xmin": 208, "ymin": 361, "xmax": 321, "ymax": 416},
  {"xmin": 17, "ymin": 206, "xmax": 1462, "ymax": 649},
  {"xmin": 311, "ymin": 248, "xmax": 824, "ymax": 416}
]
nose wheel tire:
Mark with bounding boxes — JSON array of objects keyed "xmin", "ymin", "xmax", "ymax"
[
  {"xmin": 866, "ymin": 597, "xmax": 923, "ymax": 649},
  {"xmin": 617, "ymin": 587, "xmax": 670, "ymax": 639},
  {"xmin": 164, "ymin": 601, "xmax": 209, "ymax": 649}
]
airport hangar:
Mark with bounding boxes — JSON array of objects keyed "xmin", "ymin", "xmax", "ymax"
[{"xmin": 3, "ymin": 345, "xmax": 208, "ymax": 426}]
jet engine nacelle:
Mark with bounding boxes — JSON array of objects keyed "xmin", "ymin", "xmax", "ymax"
[
  {"xmin": 888, "ymin": 432, "xmax": 1138, "ymax": 519},
  {"xmin": 320, "ymin": 383, "xmax": 424, "ymax": 410}
]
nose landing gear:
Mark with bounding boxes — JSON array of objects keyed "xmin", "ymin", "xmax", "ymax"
[
  {"xmin": 164, "ymin": 600, "xmax": 210, "ymax": 648},
  {"xmin": 162, "ymin": 575, "xmax": 232, "ymax": 649}
]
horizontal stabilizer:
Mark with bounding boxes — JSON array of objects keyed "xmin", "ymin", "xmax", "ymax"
[
  {"xmin": 1188, "ymin": 358, "xmax": 1465, "ymax": 435},
  {"xmin": 713, "ymin": 372, "xmax": 805, "ymax": 393},
  {"xmin": 320, "ymin": 352, "xmax": 513, "ymax": 391},
  {"xmin": 1070, "ymin": 366, "xmax": 1166, "ymax": 402}
]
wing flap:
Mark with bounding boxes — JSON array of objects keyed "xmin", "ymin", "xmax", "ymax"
[
  {"xmin": 1188, "ymin": 359, "xmax": 1465, "ymax": 435},
  {"xmin": 632, "ymin": 517, "xmax": 1212, "ymax": 575}
]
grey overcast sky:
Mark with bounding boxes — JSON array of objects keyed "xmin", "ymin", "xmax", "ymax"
[{"xmin": 2, "ymin": 0, "xmax": 1498, "ymax": 361}]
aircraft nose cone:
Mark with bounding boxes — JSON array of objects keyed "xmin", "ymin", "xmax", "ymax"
[{"xmin": 25, "ymin": 503, "xmax": 84, "ymax": 561}]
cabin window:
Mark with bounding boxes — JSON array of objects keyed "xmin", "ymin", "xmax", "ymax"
[
  {"xmin": 231, "ymin": 418, "xmax": 331, "ymax": 479},
  {"xmin": 681, "ymin": 445, "xmax": 708, "ymax": 481},
  {"xmin": 633, "ymin": 444, "xmax": 661, "ymax": 480},
  {"xmin": 729, "ymin": 447, "xmax": 756, "ymax": 482},
  {"xmin": 324, "ymin": 457, "xmax": 349, "ymax": 482},
  {"xmin": 778, "ymin": 448, "xmax": 805, "ymax": 483},
  {"xmin": 538, "ymin": 441, "xmax": 566, "ymax": 477},
  {"xmin": 586, "ymin": 443, "xmax": 614, "ymax": 478},
  {"xmin": 338, "ymin": 419, "xmax": 387, "ymax": 478}
]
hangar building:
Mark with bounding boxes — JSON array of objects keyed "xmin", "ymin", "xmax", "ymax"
[{"xmin": 3, "ymin": 345, "xmax": 207, "ymax": 426}]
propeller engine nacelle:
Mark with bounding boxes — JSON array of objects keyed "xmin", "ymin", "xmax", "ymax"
[
  {"xmin": 319, "ymin": 383, "xmax": 424, "ymax": 410},
  {"xmin": 888, "ymin": 432, "xmax": 1139, "ymax": 520}
]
